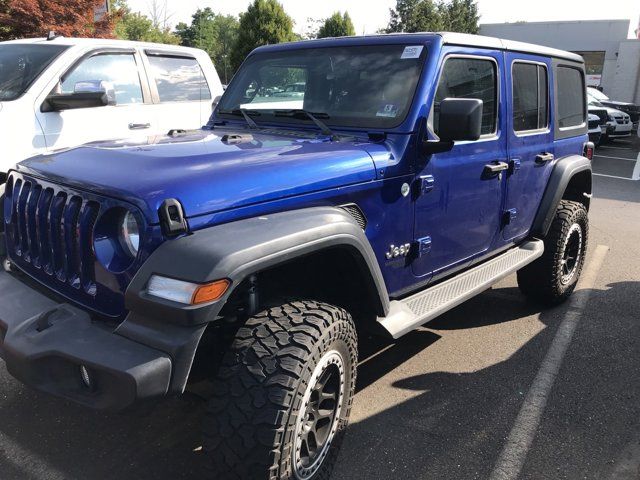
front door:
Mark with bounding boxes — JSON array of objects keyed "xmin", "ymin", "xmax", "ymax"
[
  {"xmin": 36, "ymin": 51, "xmax": 156, "ymax": 151},
  {"xmin": 413, "ymin": 49, "xmax": 507, "ymax": 280}
]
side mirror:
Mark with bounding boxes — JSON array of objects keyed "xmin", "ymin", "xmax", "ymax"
[
  {"xmin": 421, "ymin": 98, "xmax": 484, "ymax": 155},
  {"xmin": 437, "ymin": 98, "xmax": 483, "ymax": 142},
  {"xmin": 42, "ymin": 80, "xmax": 116, "ymax": 112}
]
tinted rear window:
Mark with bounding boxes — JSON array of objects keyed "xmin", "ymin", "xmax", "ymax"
[
  {"xmin": 0, "ymin": 44, "xmax": 68, "ymax": 101},
  {"xmin": 556, "ymin": 66, "xmax": 585, "ymax": 128},
  {"xmin": 512, "ymin": 62, "xmax": 549, "ymax": 132},
  {"xmin": 147, "ymin": 55, "xmax": 211, "ymax": 102}
]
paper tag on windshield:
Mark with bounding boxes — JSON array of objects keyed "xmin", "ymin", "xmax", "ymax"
[
  {"xmin": 376, "ymin": 104, "xmax": 399, "ymax": 118},
  {"xmin": 401, "ymin": 45, "xmax": 424, "ymax": 59}
]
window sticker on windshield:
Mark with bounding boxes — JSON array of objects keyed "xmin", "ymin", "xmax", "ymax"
[
  {"xmin": 401, "ymin": 45, "xmax": 424, "ymax": 59},
  {"xmin": 376, "ymin": 104, "xmax": 399, "ymax": 118}
]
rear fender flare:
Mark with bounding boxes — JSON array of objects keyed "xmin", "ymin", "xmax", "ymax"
[{"xmin": 531, "ymin": 155, "xmax": 592, "ymax": 237}]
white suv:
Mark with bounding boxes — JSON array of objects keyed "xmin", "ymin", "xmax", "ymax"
[{"xmin": 0, "ymin": 36, "xmax": 223, "ymax": 182}]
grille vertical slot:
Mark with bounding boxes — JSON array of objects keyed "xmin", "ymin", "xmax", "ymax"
[
  {"xmin": 50, "ymin": 192, "xmax": 67, "ymax": 280},
  {"xmin": 79, "ymin": 201, "xmax": 100, "ymax": 296},
  {"xmin": 36, "ymin": 188, "xmax": 54, "ymax": 271}
]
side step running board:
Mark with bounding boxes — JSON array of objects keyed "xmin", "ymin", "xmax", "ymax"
[{"xmin": 378, "ymin": 240, "xmax": 544, "ymax": 339}]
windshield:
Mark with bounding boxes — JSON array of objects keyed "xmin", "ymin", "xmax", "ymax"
[
  {"xmin": 587, "ymin": 87, "xmax": 609, "ymax": 102},
  {"xmin": 0, "ymin": 44, "xmax": 69, "ymax": 101},
  {"xmin": 217, "ymin": 44, "xmax": 427, "ymax": 129},
  {"xmin": 587, "ymin": 93, "xmax": 605, "ymax": 108}
]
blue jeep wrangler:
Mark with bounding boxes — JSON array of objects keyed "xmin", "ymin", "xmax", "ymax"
[{"xmin": 0, "ymin": 33, "xmax": 592, "ymax": 479}]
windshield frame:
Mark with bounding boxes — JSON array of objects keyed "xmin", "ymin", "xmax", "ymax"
[
  {"xmin": 215, "ymin": 43, "xmax": 429, "ymax": 132},
  {"xmin": 0, "ymin": 43, "xmax": 70, "ymax": 102}
]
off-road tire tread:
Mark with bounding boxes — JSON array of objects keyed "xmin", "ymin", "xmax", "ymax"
[
  {"xmin": 202, "ymin": 300, "xmax": 357, "ymax": 480},
  {"xmin": 518, "ymin": 200, "xmax": 588, "ymax": 304}
]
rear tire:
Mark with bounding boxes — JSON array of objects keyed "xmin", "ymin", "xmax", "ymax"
[
  {"xmin": 518, "ymin": 200, "xmax": 588, "ymax": 305},
  {"xmin": 203, "ymin": 300, "xmax": 358, "ymax": 480}
]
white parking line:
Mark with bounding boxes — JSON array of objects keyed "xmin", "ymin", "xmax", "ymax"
[
  {"xmin": 632, "ymin": 152, "xmax": 640, "ymax": 181},
  {"xmin": 592, "ymin": 173, "xmax": 637, "ymax": 181},
  {"xmin": 593, "ymin": 154, "xmax": 638, "ymax": 162},
  {"xmin": 489, "ymin": 245, "xmax": 609, "ymax": 480}
]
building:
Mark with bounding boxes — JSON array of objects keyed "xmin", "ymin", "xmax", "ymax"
[{"xmin": 480, "ymin": 20, "xmax": 640, "ymax": 104}]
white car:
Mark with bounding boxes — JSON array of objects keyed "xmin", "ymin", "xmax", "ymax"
[
  {"xmin": 0, "ymin": 36, "xmax": 223, "ymax": 183},
  {"xmin": 587, "ymin": 92, "xmax": 633, "ymax": 141}
]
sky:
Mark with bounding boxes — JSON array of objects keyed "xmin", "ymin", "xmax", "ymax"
[{"xmin": 127, "ymin": 0, "xmax": 640, "ymax": 39}]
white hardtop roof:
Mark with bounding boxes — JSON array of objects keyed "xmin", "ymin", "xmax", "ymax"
[
  {"xmin": 438, "ymin": 32, "xmax": 584, "ymax": 63},
  {"xmin": 1, "ymin": 36, "xmax": 204, "ymax": 55}
]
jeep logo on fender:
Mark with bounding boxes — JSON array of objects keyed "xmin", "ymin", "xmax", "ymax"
[{"xmin": 385, "ymin": 243, "xmax": 412, "ymax": 260}]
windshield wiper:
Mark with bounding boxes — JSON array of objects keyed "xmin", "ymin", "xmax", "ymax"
[
  {"xmin": 274, "ymin": 109, "xmax": 336, "ymax": 139},
  {"xmin": 218, "ymin": 108, "xmax": 261, "ymax": 129}
]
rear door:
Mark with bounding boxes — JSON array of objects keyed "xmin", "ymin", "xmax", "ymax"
[
  {"xmin": 503, "ymin": 53, "xmax": 554, "ymax": 242},
  {"xmin": 412, "ymin": 48, "xmax": 508, "ymax": 279},
  {"xmin": 142, "ymin": 50, "xmax": 214, "ymax": 132}
]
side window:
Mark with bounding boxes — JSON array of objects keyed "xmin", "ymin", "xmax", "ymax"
[
  {"xmin": 556, "ymin": 66, "xmax": 585, "ymax": 128},
  {"xmin": 147, "ymin": 55, "xmax": 211, "ymax": 102},
  {"xmin": 434, "ymin": 57, "xmax": 497, "ymax": 136},
  {"xmin": 512, "ymin": 62, "xmax": 549, "ymax": 132},
  {"xmin": 61, "ymin": 54, "xmax": 143, "ymax": 105}
]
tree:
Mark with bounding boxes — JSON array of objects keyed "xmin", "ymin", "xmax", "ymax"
[
  {"xmin": 111, "ymin": 0, "xmax": 179, "ymax": 44},
  {"xmin": 442, "ymin": 0, "xmax": 479, "ymax": 34},
  {"xmin": 317, "ymin": 11, "xmax": 355, "ymax": 39},
  {"xmin": 232, "ymin": 0, "xmax": 296, "ymax": 70},
  {"xmin": 385, "ymin": 0, "xmax": 479, "ymax": 34},
  {"xmin": 0, "ymin": 0, "xmax": 117, "ymax": 40},
  {"xmin": 175, "ymin": 8, "xmax": 239, "ymax": 84}
]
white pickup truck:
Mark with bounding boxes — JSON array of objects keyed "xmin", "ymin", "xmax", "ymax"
[{"xmin": 0, "ymin": 36, "xmax": 223, "ymax": 183}]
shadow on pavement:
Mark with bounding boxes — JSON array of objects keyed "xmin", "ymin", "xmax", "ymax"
[
  {"xmin": 333, "ymin": 281, "xmax": 640, "ymax": 480},
  {"xmin": 0, "ymin": 282, "xmax": 637, "ymax": 480}
]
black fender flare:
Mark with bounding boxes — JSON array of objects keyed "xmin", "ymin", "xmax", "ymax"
[
  {"xmin": 117, "ymin": 207, "xmax": 389, "ymax": 393},
  {"xmin": 531, "ymin": 154, "xmax": 592, "ymax": 237}
]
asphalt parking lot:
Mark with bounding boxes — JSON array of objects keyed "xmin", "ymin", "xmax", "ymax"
[{"xmin": 1, "ymin": 136, "xmax": 639, "ymax": 480}]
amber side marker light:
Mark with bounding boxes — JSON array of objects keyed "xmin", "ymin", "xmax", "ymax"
[
  {"xmin": 192, "ymin": 279, "xmax": 231, "ymax": 305},
  {"xmin": 147, "ymin": 275, "xmax": 231, "ymax": 305}
]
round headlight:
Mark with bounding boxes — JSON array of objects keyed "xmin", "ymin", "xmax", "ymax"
[{"xmin": 119, "ymin": 211, "xmax": 140, "ymax": 257}]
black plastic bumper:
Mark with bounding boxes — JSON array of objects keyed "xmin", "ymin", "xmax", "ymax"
[{"xmin": 0, "ymin": 270, "xmax": 173, "ymax": 410}]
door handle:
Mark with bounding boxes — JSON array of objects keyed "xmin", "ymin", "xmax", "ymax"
[
  {"xmin": 483, "ymin": 161, "xmax": 509, "ymax": 176},
  {"xmin": 535, "ymin": 152, "xmax": 554, "ymax": 164},
  {"xmin": 128, "ymin": 122, "xmax": 151, "ymax": 130}
]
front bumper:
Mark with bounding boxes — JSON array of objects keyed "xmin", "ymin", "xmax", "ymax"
[{"xmin": 0, "ymin": 269, "xmax": 173, "ymax": 410}]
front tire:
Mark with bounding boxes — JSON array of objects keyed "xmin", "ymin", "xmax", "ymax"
[
  {"xmin": 518, "ymin": 200, "xmax": 588, "ymax": 305},
  {"xmin": 203, "ymin": 300, "xmax": 358, "ymax": 480}
]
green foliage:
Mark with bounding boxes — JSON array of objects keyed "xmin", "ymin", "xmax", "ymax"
[
  {"xmin": 111, "ymin": 0, "xmax": 179, "ymax": 44},
  {"xmin": 317, "ymin": 11, "xmax": 356, "ymax": 39},
  {"xmin": 232, "ymin": 0, "xmax": 296, "ymax": 71},
  {"xmin": 441, "ymin": 0, "xmax": 479, "ymax": 34},
  {"xmin": 386, "ymin": 0, "xmax": 479, "ymax": 34},
  {"xmin": 175, "ymin": 8, "xmax": 239, "ymax": 83}
]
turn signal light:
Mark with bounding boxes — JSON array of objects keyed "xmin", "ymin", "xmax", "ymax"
[
  {"xmin": 192, "ymin": 279, "xmax": 231, "ymax": 305},
  {"xmin": 147, "ymin": 275, "xmax": 231, "ymax": 305}
]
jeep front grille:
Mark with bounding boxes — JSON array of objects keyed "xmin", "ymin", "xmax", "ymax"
[{"xmin": 6, "ymin": 175, "xmax": 100, "ymax": 296}]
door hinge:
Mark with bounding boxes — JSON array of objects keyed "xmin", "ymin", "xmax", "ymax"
[
  {"xmin": 503, "ymin": 208, "xmax": 518, "ymax": 225},
  {"xmin": 418, "ymin": 175, "xmax": 435, "ymax": 195},
  {"xmin": 416, "ymin": 236, "xmax": 432, "ymax": 257}
]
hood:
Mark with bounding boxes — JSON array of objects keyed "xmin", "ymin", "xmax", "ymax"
[
  {"xmin": 16, "ymin": 128, "xmax": 380, "ymax": 223},
  {"xmin": 601, "ymin": 99, "xmax": 635, "ymax": 108}
]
